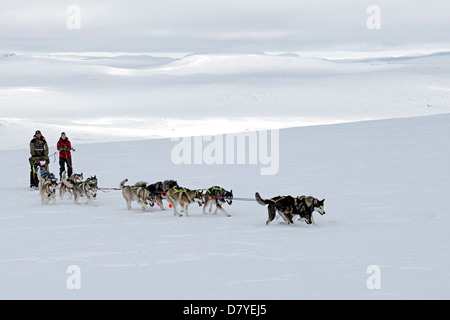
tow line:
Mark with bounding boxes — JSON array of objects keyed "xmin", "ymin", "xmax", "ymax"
[{"xmin": 97, "ymin": 187, "xmax": 255, "ymax": 201}]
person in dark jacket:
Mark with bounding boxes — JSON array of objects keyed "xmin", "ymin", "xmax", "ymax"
[
  {"xmin": 29, "ymin": 130, "xmax": 49, "ymax": 188},
  {"xmin": 57, "ymin": 132, "xmax": 75, "ymax": 180}
]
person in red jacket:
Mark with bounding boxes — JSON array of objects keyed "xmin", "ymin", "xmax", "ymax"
[{"xmin": 57, "ymin": 132, "xmax": 75, "ymax": 180}]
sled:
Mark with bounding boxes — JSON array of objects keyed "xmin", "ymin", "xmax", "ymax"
[{"xmin": 30, "ymin": 157, "xmax": 50, "ymax": 188}]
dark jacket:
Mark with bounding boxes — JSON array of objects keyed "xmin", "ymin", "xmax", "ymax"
[
  {"xmin": 57, "ymin": 137, "xmax": 72, "ymax": 158},
  {"xmin": 30, "ymin": 135, "xmax": 49, "ymax": 157}
]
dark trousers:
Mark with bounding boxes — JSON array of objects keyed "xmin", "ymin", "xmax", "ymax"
[{"xmin": 59, "ymin": 157, "xmax": 73, "ymax": 179}]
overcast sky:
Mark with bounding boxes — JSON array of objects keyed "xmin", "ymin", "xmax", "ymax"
[{"xmin": 1, "ymin": 0, "xmax": 449, "ymax": 53}]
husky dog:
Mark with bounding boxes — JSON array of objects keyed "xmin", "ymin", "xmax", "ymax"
[
  {"xmin": 146, "ymin": 179, "xmax": 179, "ymax": 210},
  {"xmin": 37, "ymin": 167, "xmax": 58, "ymax": 205},
  {"xmin": 296, "ymin": 196, "xmax": 326, "ymax": 224},
  {"xmin": 203, "ymin": 186, "xmax": 233, "ymax": 217},
  {"xmin": 120, "ymin": 179, "xmax": 155, "ymax": 211},
  {"xmin": 62, "ymin": 172, "xmax": 98, "ymax": 206},
  {"xmin": 255, "ymin": 192, "xmax": 312, "ymax": 225},
  {"xmin": 165, "ymin": 186, "xmax": 204, "ymax": 217},
  {"xmin": 60, "ymin": 172, "xmax": 84, "ymax": 199}
]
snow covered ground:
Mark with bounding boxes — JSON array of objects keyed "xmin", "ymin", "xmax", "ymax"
[{"xmin": 0, "ymin": 52, "xmax": 449, "ymax": 299}]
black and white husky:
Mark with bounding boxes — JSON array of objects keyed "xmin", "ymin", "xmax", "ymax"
[
  {"xmin": 203, "ymin": 186, "xmax": 233, "ymax": 217},
  {"xmin": 145, "ymin": 179, "xmax": 179, "ymax": 210},
  {"xmin": 62, "ymin": 171, "xmax": 98, "ymax": 207},
  {"xmin": 255, "ymin": 192, "xmax": 314, "ymax": 225},
  {"xmin": 60, "ymin": 172, "xmax": 84, "ymax": 199},
  {"xmin": 37, "ymin": 167, "xmax": 58, "ymax": 205},
  {"xmin": 296, "ymin": 195, "xmax": 326, "ymax": 224}
]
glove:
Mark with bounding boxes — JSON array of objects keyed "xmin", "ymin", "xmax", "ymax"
[{"xmin": 71, "ymin": 148, "xmax": 75, "ymax": 152}]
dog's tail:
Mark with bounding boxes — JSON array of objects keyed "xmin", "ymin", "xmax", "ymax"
[
  {"xmin": 120, "ymin": 179, "xmax": 128, "ymax": 190},
  {"xmin": 36, "ymin": 167, "xmax": 42, "ymax": 182},
  {"xmin": 255, "ymin": 192, "xmax": 270, "ymax": 206},
  {"xmin": 61, "ymin": 171, "xmax": 74, "ymax": 188}
]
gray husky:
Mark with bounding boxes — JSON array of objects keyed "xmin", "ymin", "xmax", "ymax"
[
  {"xmin": 165, "ymin": 186, "xmax": 204, "ymax": 217},
  {"xmin": 62, "ymin": 171, "xmax": 98, "ymax": 207},
  {"xmin": 203, "ymin": 186, "xmax": 233, "ymax": 217},
  {"xmin": 37, "ymin": 167, "xmax": 58, "ymax": 205},
  {"xmin": 60, "ymin": 172, "xmax": 84, "ymax": 199},
  {"xmin": 120, "ymin": 179, "xmax": 155, "ymax": 211}
]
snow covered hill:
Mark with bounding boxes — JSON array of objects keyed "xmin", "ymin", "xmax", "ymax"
[
  {"xmin": 0, "ymin": 113, "xmax": 449, "ymax": 299},
  {"xmin": 1, "ymin": 51, "xmax": 450, "ymax": 150}
]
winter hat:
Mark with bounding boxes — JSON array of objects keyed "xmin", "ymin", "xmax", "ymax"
[
  {"xmin": 61, "ymin": 132, "xmax": 66, "ymax": 136},
  {"xmin": 35, "ymin": 130, "xmax": 41, "ymax": 135}
]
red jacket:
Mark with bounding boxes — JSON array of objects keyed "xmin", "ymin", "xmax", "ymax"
[{"xmin": 57, "ymin": 138, "xmax": 72, "ymax": 158}]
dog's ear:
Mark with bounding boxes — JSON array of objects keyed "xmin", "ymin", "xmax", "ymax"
[{"xmin": 322, "ymin": 199, "xmax": 325, "ymax": 203}]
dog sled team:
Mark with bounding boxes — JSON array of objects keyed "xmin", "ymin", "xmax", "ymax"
[
  {"xmin": 120, "ymin": 179, "xmax": 233, "ymax": 217},
  {"xmin": 29, "ymin": 130, "xmax": 326, "ymax": 226}
]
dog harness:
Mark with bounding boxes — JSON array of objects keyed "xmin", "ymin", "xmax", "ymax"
[
  {"xmin": 170, "ymin": 186, "xmax": 188, "ymax": 196},
  {"xmin": 206, "ymin": 186, "xmax": 223, "ymax": 194},
  {"xmin": 268, "ymin": 196, "xmax": 285, "ymax": 204}
]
